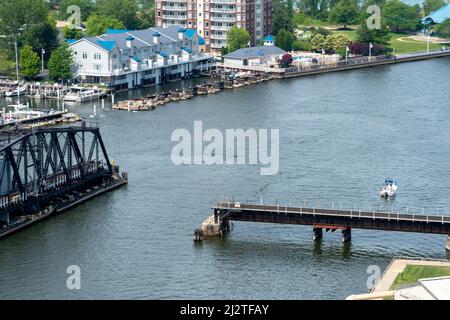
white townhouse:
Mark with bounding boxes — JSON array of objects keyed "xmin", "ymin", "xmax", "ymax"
[{"xmin": 68, "ymin": 25, "xmax": 212, "ymax": 90}]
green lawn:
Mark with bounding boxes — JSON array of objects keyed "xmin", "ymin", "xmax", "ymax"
[
  {"xmin": 390, "ymin": 265, "xmax": 450, "ymax": 290},
  {"xmin": 330, "ymin": 30, "xmax": 450, "ymax": 54}
]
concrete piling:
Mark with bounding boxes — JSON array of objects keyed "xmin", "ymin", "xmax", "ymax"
[
  {"xmin": 342, "ymin": 228, "xmax": 352, "ymax": 243},
  {"xmin": 313, "ymin": 227, "xmax": 323, "ymax": 241},
  {"xmin": 446, "ymin": 235, "xmax": 450, "ymax": 251}
]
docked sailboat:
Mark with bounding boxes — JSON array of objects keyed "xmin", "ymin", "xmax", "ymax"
[{"xmin": 379, "ymin": 179, "xmax": 397, "ymax": 198}]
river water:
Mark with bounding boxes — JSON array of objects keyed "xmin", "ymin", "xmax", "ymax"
[{"xmin": 0, "ymin": 58, "xmax": 449, "ymax": 299}]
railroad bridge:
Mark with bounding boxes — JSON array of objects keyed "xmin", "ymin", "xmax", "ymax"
[
  {"xmin": 0, "ymin": 125, "xmax": 127, "ymax": 238},
  {"xmin": 204, "ymin": 201, "xmax": 450, "ymax": 251}
]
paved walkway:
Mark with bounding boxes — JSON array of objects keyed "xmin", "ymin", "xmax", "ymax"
[{"xmin": 373, "ymin": 259, "xmax": 450, "ymax": 292}]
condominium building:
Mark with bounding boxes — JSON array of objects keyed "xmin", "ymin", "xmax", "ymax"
[
  {"xmin": 68, "ymin": 25, "xmax": 212, "ymax": 90},
  {"xmin": 155, "ymin": 0, "xmax": 273, "ymax": 53}
]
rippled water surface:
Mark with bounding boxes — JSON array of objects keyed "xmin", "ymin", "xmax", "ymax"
[{"xmin": 0, "ymin": 58, "xmax": 449, "ymax": 299}]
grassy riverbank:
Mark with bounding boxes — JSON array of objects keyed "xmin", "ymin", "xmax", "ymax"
[
  {"xmin": 332, "ymin": 30, "xmax": 450, "ymax": 54},
  {"xmin": 390, "ymin": 265, "xmax": 450, "ymax": 289}
]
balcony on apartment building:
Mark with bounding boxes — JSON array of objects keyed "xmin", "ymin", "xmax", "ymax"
[
  {"xmin": 210, "ymin": 33, "xmax": 228, "ymax": 40},
  {"xmin": 209, "ymin": 0, "xmax": 237, "ymax": 3},
  {"xmin": 210, "ymin": 15, "xmax": 236, "ymax": 22},
  {"xmin": 209, "ymin": 7, "xmax": 236, "ymax": 13},
  {"xmin": 210, "ymin": 25, "xmax": 232, "ymax": 31},
  {"xmin": 162, "ymin": 14, "xmax": 188, "ymax": 20},
  {"xmin": 210, "ymin": 41, "xmax": 227, "ymax": 48},
  {"xmin": 162, "ymin": 4, "xmax": 188, "ymax": 11}
]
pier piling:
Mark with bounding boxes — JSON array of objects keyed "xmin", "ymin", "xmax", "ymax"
[
  {"xmin": 341, "ymin": 228, "xmax": 352, "ymax": 243},
  {"xmin": 446, "ymin": 235, "xmax": 450, "ymax": 251},
  {"xmin": 313, "ymin": 227, "xmax": 323, "ymax": 241}
]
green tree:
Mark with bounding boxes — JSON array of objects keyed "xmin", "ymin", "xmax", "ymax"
[
  {"xmin": 22, "ymin": 16, "xmax": 59, "ymax": 62},
  {"xmin": 48, "ymin": 43, "xmax": 74, "ymax": 82},
  {"xmin": 423, "ymin": 0, "xmax": 446, "ymax": 15},
  {"xmin": 86, "ymin": 14, "xmax": 126, "ymax": 36},
  {"xmin": 275, "ymin": 29, "xmax": 295, "ymax": 51},
  {"xmin": 356, "ymin": 20, "xmax": 391, "ymax": 45},
  {"xmin": 62, "ymin": 26, "xmax": 84, "ymax": 40},
  {"xmin": 0, "ymin": 0, "xmax": 48, "ymax": 52},
  {"xmin": 137, "ymin": 0, "xmax": 155, "ymax": 29},
  {"xmin": 227, "ymin": 27, "xmax": 250, "ymax": 52},
  {"xmin": 273, "ymin": 0, "xmax": 294, "ymax": 35},
  {"xmin": 435, "ymin": 18, "xmax": 450, "ymax": 38},
  {"xmin": 292, "ymin": 39, "xmax": 313, "ymax": 51},
  {"xmin": 328, "ymin": 0, "xmax": 359, "ymax": 28},
  {"xmin": 311, "ymin": 34, "xmax": 327, "ymax": 51},
  {"xmin": 96, "ymin": 0, "xmax": 140, "ymax": 30},
  {"xmin": 326, "ymin": 33, "xmax": 351, "ymax": 51},
  {"xmin": 19, "ymin": 45, "xmax": 40, "ymax": 79},
  {"xmin": 383, "ymin": 0, "xmax": 421, "ymax": 32},
  {"xmin": 59, "ymin": 0, "xmax": 95, "ymax": 21},
  {"xmin": 298, "ymin": 0, "xmax": 328, "ymax": 19}
]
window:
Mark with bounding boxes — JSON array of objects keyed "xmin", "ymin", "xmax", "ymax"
[
  {"xmin": 94, "ymin": 53, "xmax": 101, "ymax": 60},
  {"xmin": 82, "ymin": 52, "xmax": 87, "ymax": 59},
  {"xmin": 93, "ymin": 64, "xmax": 102, "ymax": 71}
]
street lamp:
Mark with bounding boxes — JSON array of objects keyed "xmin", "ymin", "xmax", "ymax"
[
  {"xmin": 15, "ymin": 41, "xmax": 19, "ymax": 81},
  {"xmin": 41, "ymin": 49, "xmax": 45, "ymax": 72}
]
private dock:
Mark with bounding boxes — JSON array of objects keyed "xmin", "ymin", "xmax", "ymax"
[{"xmin": 196, "ymin": 201, "xmax": 450, "ymax": 251}]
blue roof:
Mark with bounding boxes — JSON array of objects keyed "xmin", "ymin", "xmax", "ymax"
[
  {"xmin": 125, "ymin": 35, "xmax": 135, "ymax": 41},
  {"xmin": 95, "ymin": 40, "xmax": 116, "ymax": 52},
  {"xmin": 422, "ymin": 4, "xmax": 450, "ymax": 24},
  {"xmin": 66, "ymin": 39, "xmax": 77, "ymax": 45},
  {"xmin": 178, "ymin": 27, "xmax": 186, "ymax": 33},
  {"xmin": 153, "ymin": 32, "xmax": 161, "ymax": 37},
  {"xmin": 182, "ymin": 47, "xmax": 192, "ymax": 54},
  {"xmin": 158, "ymin": 51, "xmax": 168, "ymax": 57},
  {"xmin": 106, "ymin": 29, "xmax": 129, "ymax": 34},
  {"xmin": 185, "ymin": 29, "xmax": 205, "ymax": 45},
  {"xmin": 264, "ymin": 35, "xmax": 274, "ymax": 41},
  {"xmin": 130, "ymin": 56, "xmax": 141, "ymax": 62}
]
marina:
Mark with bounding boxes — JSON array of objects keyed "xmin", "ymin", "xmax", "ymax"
[{"xmin": 112, "ymin": 49, "xmax": 450, "ymax": 112}]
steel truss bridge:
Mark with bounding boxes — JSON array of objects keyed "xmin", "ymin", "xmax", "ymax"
[{"xmin": 0, "ymin": 125, "xmax": 114, "ymax": 227}]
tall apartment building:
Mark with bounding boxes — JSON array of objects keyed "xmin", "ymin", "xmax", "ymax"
[{"xmin": 155, "ymin": 0, "xmax": 273, "ymax": 53}]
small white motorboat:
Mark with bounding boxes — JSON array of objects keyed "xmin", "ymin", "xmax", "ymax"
[
  {"xmin": 5, "ymin": 86, "xmax": 26, "ymax": 97},
  {"xmin": 379, "ymin": 179, "xmax": 397, "ymax": 198}
]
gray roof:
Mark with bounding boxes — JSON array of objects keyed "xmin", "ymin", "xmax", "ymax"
[
  {"xmin": 78, "ymin": 25, "xmax": 187, "ymax": 51},
  {"xmin": 224, "ymin": 45, "xmax": 286, "ymax": 60}
]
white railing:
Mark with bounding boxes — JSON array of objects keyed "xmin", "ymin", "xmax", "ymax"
[
  {"xmin": 218, "ymin": 62, "xmax": 284, "ymax": 73},
  {"xmin": 162, "ymin": 15, "xmax": 187, "ymax": 19},
  {"xmin": 210, "ymin": 15, "xmax": 236, "ymax": 22},
  {"xmin": 210, "ymin": 25, "xmax": 230, "ymax": 31},
  {"xmin": 210, "ymin": 7, "xmax": 236, "ymax": 13},
  {"xmin": 214, "ymin": 200, "xmax": 450, "ymax": 225},
  {"xmin": 162, "ymin": 5, "xmax": 188, "ymax": 11},
  {"xmin": 210, "ymin": 0, "xmax": 236, "ymax": 3},
  {"xmin": 210, "ymin": 33, "xmax": 227, "ymax": 40}
]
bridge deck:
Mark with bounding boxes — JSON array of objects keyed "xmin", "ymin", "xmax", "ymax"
[{"xmin": 213, "ymin": 202, "xmax": 450, "ymax": 235}]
